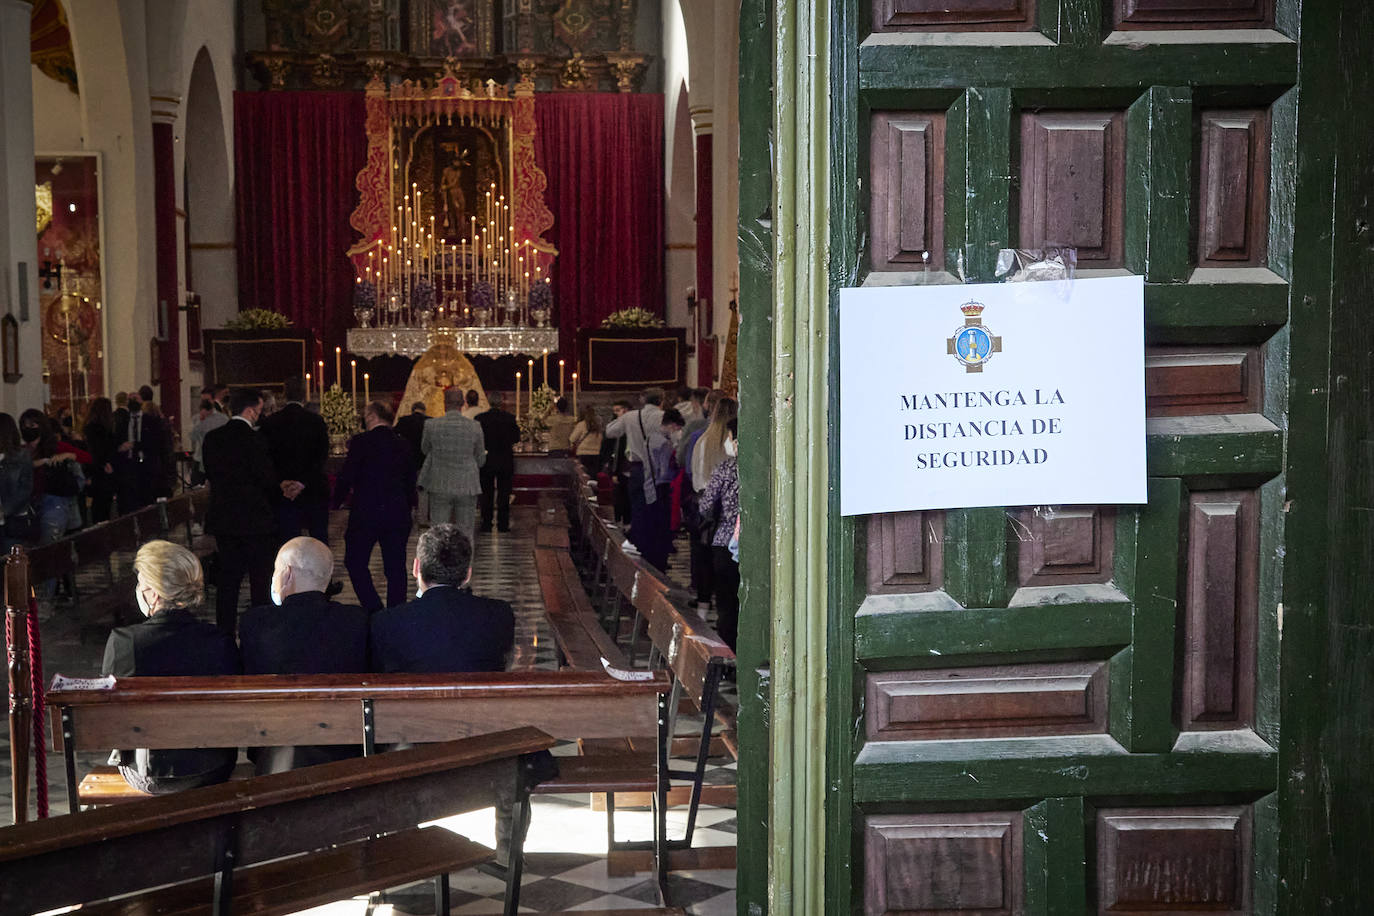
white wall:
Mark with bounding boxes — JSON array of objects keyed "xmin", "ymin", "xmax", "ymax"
[
  {"xmin": 31, "ymin": 66, "xmax": 83, "ymax": 150},
  {"xmin": 662, "ymin": 0, "xmax": 695, "ymax": 353}
]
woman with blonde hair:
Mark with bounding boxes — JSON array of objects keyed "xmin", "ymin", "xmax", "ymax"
[
  {"xmin": 685, "ymin": 397, "xmax": 737, "ymax": 609},
  {"xmin": 101, "ymin": 540, "xmax": 240, "ymax": 794},
  {"xmin": 569, "ymin": 405, "xmax": 604, "ymax": 475}
]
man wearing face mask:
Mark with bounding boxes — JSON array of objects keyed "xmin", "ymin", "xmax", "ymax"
[
  {"xmin": 201, "ymin": 388, "xmax": 278, "ymax": 636},
  {"xmin": 238, "ymin": 537, "xmax": 369, "ymax": 774}
]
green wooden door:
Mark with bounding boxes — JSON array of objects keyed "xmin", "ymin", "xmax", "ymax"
[{"xmin": 823, "ymin": 1, "xmax": 1302, "ymax": 912}]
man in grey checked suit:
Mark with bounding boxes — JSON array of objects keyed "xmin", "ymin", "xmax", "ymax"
[{"xmin": 418, "ymin": 388, "xmax": 486, "ymax": 543}]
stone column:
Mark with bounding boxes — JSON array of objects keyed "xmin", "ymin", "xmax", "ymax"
[
  {"xmin": 0, "ymin": 0, "xmax": 45, "ymax": 414},
  {"xmin": 150, "ymin": 95, "xmax": 181, "ymax": 424}
]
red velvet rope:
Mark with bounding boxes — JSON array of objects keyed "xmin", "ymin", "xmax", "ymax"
[{"xmin": 27, "ymin": 596, "xmax": 47, "ymax": 818}]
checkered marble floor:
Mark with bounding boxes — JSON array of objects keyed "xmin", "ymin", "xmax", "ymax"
[{"xmin": 1, "ymin": 507, "xmax": 737, "ymax": 914}]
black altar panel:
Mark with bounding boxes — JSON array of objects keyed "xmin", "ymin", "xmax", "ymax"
[
  {"xmin": 202, "ymin": 330, "xmax": 317, "ymax": 389},
  {"xmin": 578, "ymin": 328, "xmax": 687, "ymax": 391}
]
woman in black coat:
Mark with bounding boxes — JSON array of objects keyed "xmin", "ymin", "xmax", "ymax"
[{"xmin": 83, "ymin": 397, "xmax": 118, "ymax": 523}]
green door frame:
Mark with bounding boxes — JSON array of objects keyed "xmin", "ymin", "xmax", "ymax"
[{"xmin": 736, "ymin": 1, "xmax": 1374, "ymax": 914}]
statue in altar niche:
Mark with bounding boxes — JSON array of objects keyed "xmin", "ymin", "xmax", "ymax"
[
  {"xmin": 401, "ymin": 339, "xmax": 488, "ymax": 417},
  {"xmin": 406, "ymin": 125, "xmax": 505, "ymax": 243}
]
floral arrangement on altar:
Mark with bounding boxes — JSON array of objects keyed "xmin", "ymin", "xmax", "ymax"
[
  {"xmin": 320, "ymin": 385, "xmax": 359, "ymax": 438},
  {"xmin": 225, "ymin": 309, "xmax": 292, "ymax": 330},
  {"xmin": 529, "ymin": 279, "xmax": 553, "ymax": 312},
  {"xmin": 469, "ymin": 280, "xmax": 496, "ymax": 312},
  {"xmin": 601, "ymin": 307, "xmax": 665, "ymax": 329},
  {"xmin": 519, "ymin": 383, "xmax": 556, "ymax": 446},
  {"xmin": 353, "ymin": 279, "xmax": 377, "ymax": 311},
  {"xmin": 412, "ymin": 277, "xmax": 436, "ymax": 312}
]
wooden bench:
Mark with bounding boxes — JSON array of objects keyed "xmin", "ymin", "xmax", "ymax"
[
  {"xmin": 0, "ymin": 728, "xmax": 553, "ymax": 916},
  {"xmin": 537, "ymin": 543, "xmax": 627, "ymax": 670}
]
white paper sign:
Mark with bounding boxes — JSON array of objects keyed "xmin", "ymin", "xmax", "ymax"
[{"xmin": 840, "ymin": 276, "xmax": 1146, "ymax": 515}]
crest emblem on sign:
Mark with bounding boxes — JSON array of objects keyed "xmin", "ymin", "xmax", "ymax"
[{"xmin": 946, "ymin": 301, "xmax": 1002, "ymax": 373}]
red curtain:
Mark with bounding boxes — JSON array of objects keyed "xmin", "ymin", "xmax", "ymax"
[
  {"xmin": 234, "ymin": 92, "xmax": 367, "ymax": 357},
  {"xmin": 534, "ymin": 94, "xmax": 665, "ymax": 357}
]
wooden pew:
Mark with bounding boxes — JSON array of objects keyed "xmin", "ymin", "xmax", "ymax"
[
  {"xmin": 0, "ymin": 728, "xmax": 552, "ymax": 916},
  {"xmin": 536, "ymin": 543, "xmax": 627, "ymax": 670}
]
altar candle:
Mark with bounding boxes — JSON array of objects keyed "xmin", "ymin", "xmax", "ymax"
[
  {"xmin": 528, "ymin": 359, "xmax": 535, "ymax": 401},
  {"xmin": 514, "ymin": 373, "xmax": 521, "ymax": 420},
  {"xmin": 571, "ymin": 372, "xmax": 578, "ymax": 414},
  {"xmin": 335, "ymin": 347, "xmax": 342, "ymax": 386},
  {"xmin": 318, "ymin": 360, "xmax": 326, "ymax": 388},
  {"xmin": 542, "ymin": 349, "xmax": 549, "ymax": 387},
  {"xmin": 558, "ymin": 359, "xmax": 565, "ymax": 397},
  {"xmin": 350, "ymin": 359, "xmax": 357, "ymax": 398},
  {"xmin": 305, "ymin": 372, "xmax": 311, "ymax": 403},
  {"xmin": 363, "ymin": 373, "xmax": 370, "ymax": 405}
]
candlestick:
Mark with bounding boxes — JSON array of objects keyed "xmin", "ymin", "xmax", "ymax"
[
  {"xmin": 528, "ymin": 359, "xmax": 535, "ymax": 404},
  {"xmin": 305, "ymin": 372, "xmax": 312, "ymax": 403},
  {"xmin": 559, "ymin": 359, "xmax": 565, "ymax": 397},
  {"xmin": 364, "ymin": 373, "xmax": 370, "ymax": 405},
  {"xmin": 542, "ymin": 349, "xmax": 549, "ymax": 387},
  {"xmin": 515, "ymin": 373, "xmax": 521, "ymax": 421},
  {"xmin": 318, "ymin": 360, "xmax": 325, "ymax": 388},
  {"xmin": 335, "ymin": 347, "xmax": 342, "ymax": 385},
  {"xmin": 571, "ymin": 372, "xmax": 578, "ymax": 414},
  {"xmin": 350, "ymin": 360, "xmax": 357, "ymax": 401}
]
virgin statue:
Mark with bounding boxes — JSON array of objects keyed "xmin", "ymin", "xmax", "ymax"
[{"xmin": 400, "ymin": 339, "xmax": 487, "ymax": 417}]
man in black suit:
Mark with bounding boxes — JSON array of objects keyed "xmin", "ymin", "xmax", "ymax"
[
  {"xmin": 202, "ymin": 388, "xmax": 277, "ymax": 636},
  {"xmin": 239, "ymin": 536, "xmax": 369, "ymax": 774},
  {"xmin": 260, "ymin": 375, "xmax": 331, "ymax": 544},
  {"xmin": 334, "ymin": 401, "xmax": 417, "ymax": 611},
  {"xmin": 370, "ymin": 524, "xmax": 513, "ymax": 673},
  {"xmin": 394, "ymin": 401, "xmax": 428, "ymax": 472},
  {"xmin": 476, "ymin": 391, "xmax": 521, "ymax": 533},
  {"xmin": 114, "ymin": 392, "xmax": 169, "ymax": 513}
]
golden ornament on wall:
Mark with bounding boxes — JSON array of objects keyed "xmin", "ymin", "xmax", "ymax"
[{"xmin": 35, "ymin": 182, "xmax": 53, "ymax": 237}]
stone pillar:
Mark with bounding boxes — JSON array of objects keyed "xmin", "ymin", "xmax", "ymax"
[
  {"xmin": 693, "ymin": 116, "xmax": 714, "ymax": 385},
  {"xmin": 0, "ymin": 0, "xmax": 45, "ymax": 414},
  {"xmin": 151, "ymin": 96, "xmax": 181, "ymax": 424}
]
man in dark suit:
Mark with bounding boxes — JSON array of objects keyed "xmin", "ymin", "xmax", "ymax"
[
  {"xmin": 334, "ymin": 400, "xmax": 416, "ymax": 611},
  {"xmin": 202, "ymin": 388, "xmax": 277, "ymax": 635},
  {"xmin": 114, "ymin": 392, "xmax": 169, "ymax": 513},
  {"xmin": 370, "ymin": 524, "xmax": 513, "ymax": 673},
  {"xmin": 260, "ymin": 375, "xmax": 331, "ymax": 544},
  {"xmin": 476, "ymin": 391, "xmax": 521, "ymax": 533},
  {"xmin": 394, "ymin": 401, "xmax": 428, "ymax": 472},
  {"xmin": 239, "ymin": 536, "xmax": 369, "ymax": 774}
]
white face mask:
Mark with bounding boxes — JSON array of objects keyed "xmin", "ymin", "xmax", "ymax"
[
  {"xmin": 724, "ymin": 438, "xmax": 738, "ymax": 458},
  {"xmin": 135, "ymin": 587, "xmax": 153, "ymax": 617},
  {"xmin": 270, "ymin": 583, "xmax": 283, "ymax": 606}
]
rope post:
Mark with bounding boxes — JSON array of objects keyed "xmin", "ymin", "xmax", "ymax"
[{"xmin": 6, "ymin": 546, "xmax": 32, "ymax": 824}]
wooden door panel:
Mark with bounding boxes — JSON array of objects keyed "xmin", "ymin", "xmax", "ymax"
[
  {"xmin": 1145, "ymin": 347, "xmax": 1261, "ymax": 417},
  {"xmin": 872, "ymin": 0, "xmax": 1035, "ymax": 31},
  {"xmin": 1096, "ymin": 805, "xmax": 1251, "ymax": 914},
  {"xmin": 870, "ymin": 113, "xmax": 946, "ymax": 271},
  {"xmin": 1113, "ymin": 0, "xmax": 1272, "ymax": 30},
  {"xmin": 1197, "ymin": 109, "xmax": 1270, "ymax": 267},
  {"xmin": 1019, "ymin": 111, "xmax": 1126, "ymax": 266},
  {"xmin": 864, "ymin": 812, "xmax": 1023, "ymax": 914},
  {"xmin": 866, "ymin": 510, "xmax": 945, "ymax": 593}
]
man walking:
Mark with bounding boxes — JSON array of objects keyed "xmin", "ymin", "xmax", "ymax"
[
  {"xmin": 476, "ymin": 391, "xmax": 521, "ymax": 533},
  {"xmin": 394, "ymin": 401, "xmax": 428, "ymax": 471},
  {"xmin": 418, "ymin": 388, "xmax": 485, "ymax": 543},
  {"xmin": 333, "ymin": 401, "xmax": 417, "ymax": 611},
  {"xmin": 260, "ymin": 375, "xmax": 331, "ymax": 544},
  {"xmin": 605, "ymin": 388, "xmax": 671, "ymax": 571},
  {"xmin": 202, "ymin": 388, "xmax": 277, "ymax": 635}
]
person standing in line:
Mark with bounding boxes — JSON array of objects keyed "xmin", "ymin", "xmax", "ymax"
[
  {"xmin": 188, "ymin": 398, "xmax": 228, "ymax": 487},
  {"xmin": 260, "ymin": 375, "xmax": 331, "ymax": 545},
  {"xmin": 602, "ymin": 399, "xmax": 633, "ymax": 524},
  {"xmin": 699, "ymin": 418, "xmax": 740, "ymax": 651},
  {"xmin": 476, "ymin": 391, "xmax": 521, "ymax": 533},
  {"xmin": 394, "ymin": 401, "xmax": 429, "ymax": 471},
  {"xmin": 335, "ymin": 401, "xmax": 418, "ymax": 610},
  {"xmin": 202, "ymin": 388, "xmax": 277, "ymax": 636},
  {"xmin": 569, "ymin": 405, "xmax": 604, "ymax": 476},
  {"xmin": 419, "ymin": 388, "xmax": 486, "ymax": 544},
  {"xmin": 546, "ymin": 397, "xmax": 576, "ymax": 456},
  {"xmin": 604, "ymin": 388, "xmax": 671, "ymax": 571},
  {"xmin": 686, "ymin": 397, "xmax": 736, "ymax": 610},
  {"xmin": 461, "ymin": 388, "xmax": 486, "ymax": 420},
  {"xmin": 83, "ymin": 397, "xmax": 120, "ymax": 522}
]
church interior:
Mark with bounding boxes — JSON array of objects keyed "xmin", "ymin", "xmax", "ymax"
[{"xmin": 5, "ymin": 0, "xmax": 1374, "ymax": 914}]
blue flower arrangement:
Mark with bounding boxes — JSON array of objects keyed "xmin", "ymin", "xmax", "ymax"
[
  {"xmin": 412, "ymin": 277, "xmax": 436, "ymax": 312},
  {"xmin": 353, "ymin": 279, "xmax": 377, "ymax": 311},
  {"xmin": 529, "ymin": 278, "xmax": 553, "ymax": 312},
  {"xmin": 470, "ymin": 280, "xmax": 495, "ymax": 312}
]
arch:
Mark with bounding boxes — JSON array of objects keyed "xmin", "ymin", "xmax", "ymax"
[
  {"xmin": 182, "ymin": 45, "xmax": 237, "ymax": 336},
  {"xmin": 668, "ymin": 80, "xmax": 696, "ymax": 220}
]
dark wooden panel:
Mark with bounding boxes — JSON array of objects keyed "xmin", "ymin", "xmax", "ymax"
[
  {"xmin": 1198, "ymin": 110, "xmax": 1270, "ymax": 266},
  {"xmin": 1181, "ymin": 491, "xmax": 1258, "ymax": 730},
  {"xmin": 1014, "ymin": 507, "xmax": 1115, "ymax": 586},
  {"xmin": 866, "ymin": 661, "xmax": 1107, "ymax": 740},
  {"xmin": 864, "ymin": 812, "xmax": 1022, "ymax": 914},
  {"xmin": 1097, "ymin": 806, "xmax": 1250, "ymax": 913},
  {"xmin": 866, "ymin": 510, "xmax": 944, "ymax": 594},
  {"xmin": 870, "ymin": 113, "xmax": 946, "ymax": 271},
  {"xmin": 1019, "ymin": 111, "xmax": 1126, "ymax": 267},
  {"xmin": 873, "ymin": 0, "xmax": 1033, "ymax": 31},
  {"xmin": 1114, "ymin": 0, "xmax": 1271, "ymax": 30},
  {"xmin": 1146, "ymin": 347, "xmax": 1260, "ymax": 417}
]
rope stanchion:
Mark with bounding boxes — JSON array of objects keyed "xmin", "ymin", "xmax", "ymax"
[
  {"xmin": 5, "ymin": 546, "xmax": 32, "ymax": 824},
  {"xmin": 27, "ymin": 594, "xmax": 46, "ymax": 818}
]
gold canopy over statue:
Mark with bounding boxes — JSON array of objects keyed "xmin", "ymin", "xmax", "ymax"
[{"xmin": 400, "ymin": 339, "xmax": 487, "ymax": 417}]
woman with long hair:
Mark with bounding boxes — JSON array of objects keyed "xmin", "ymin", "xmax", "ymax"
[
  {"xmin": 699, "ymin": 418, "xmax": 740, "ymax": 651},
  {"xmin": 685, "ymin": 397, "xmax": 737, "ymax": 609},
  {"xmin": 83, "ymin": 397, "xmax": 118, "ymax": 522},
  {"xmin": 569, "ymin": 405, "xmax": 604, "ymax": 475},
  {"xmin": 21, "ymin": 409, "xmax": 89, "ymax": 544}
]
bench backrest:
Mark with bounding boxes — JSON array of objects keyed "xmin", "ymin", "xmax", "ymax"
[
  {"xmin": 49, "ymin": 670, "xmax": 669, "ymax": 752},
  {"xmin": 0, "ymin": 727, "xmax": 552, "ymax": 914}
]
